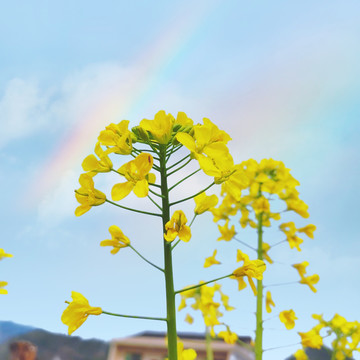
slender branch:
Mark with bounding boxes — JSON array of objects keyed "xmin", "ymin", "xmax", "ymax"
[
  {"xmin": 129, "ymin": 245, "xmax": 164, "ymax": 272},
  {"xmin": 271, "ymin": 239, "xmax": 287, "ymax": 248},
  {"xmin": 102, "ymin": 310, "xmax": 166, "ymax": 322},
  {"xmin": 168, "ymin": 169, "xmax": 201, "ymax": 191},
  {"xmin": 264, "ymin": 342, "xmax": 300, "ymax": 352},
  {"xmin": 264, "ymin": 281, "xmax": 299, "ymax": 288},
  {"xmin": 169, "ymin": 182, "xmax": 215, "ymax": 207},
  {"xmin": 105, "ymin": 199, "xmax": 162, "ymax": 217},
  {"xmin": 149, "ymin": 183, "xmax": 162, "ymax": 188},
  {"xmin": 110, "ymin": 168, "xmax": 123, "ymax": 176},
  {"xmin": 233, "ymin": 237, "xmax": 257, "ymax": 252},
  {"xmin": 148, "ymin": 194, "xmax": 163, "ymax": 211},
  {"xmin": 149, "ymin": 188, "xmax": 165, "ymax": 198},
  {"xmin": 175, "ymin": 274, "xmax": 232, "ymax": 294},
  {"xmin": 132, "ymin": 147, "xmax": 158, "ymax": 154},
  {"xmin": 167, "ymin": 158, "xmax": 192, "ymax": 176},
  {"xmin": 167, "ymin": 154, "xmax": 191, "ymax": 171}
]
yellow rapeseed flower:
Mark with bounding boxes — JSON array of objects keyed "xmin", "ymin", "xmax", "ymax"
[
  {"xmin": 111, "ymin": 153, "xmax": 156, "ymax": 201},
  {"xmin": 218, "ymin": 329, "xmax": 238, "ymax": 344},
  {"xmin": 0, "ymin": 249, "xmax": 13, "ymax": 260},
  {"xmin": 98, "ymin": 120, "xmax": 132, "ymax": 155},
  {"xmin": 203, "ymin": 249, "xmax": 221, "ymax": 268},
  {"xmin": 294, "ymin": 349, "xmax": 308, "ymax": 360},
  {"xmin": 300, "ymin": 274, "xmax": 320, "ymax": 293},
  {"xmin": 75, "ymin": 173, "xmax": 106, "ymax": 216},
  {"xmin": 164, "ymin": 210, "xmax": 191, "ymax": 242},
  {"xmin": 265, "ymin": 291, "xmax": 275, "ymax": 313},
  {"xmin": 0, "ymin": 281, "xmax": 8, "ymax": 295},
  {"xmin": 292, "ymin": 261, "xmax": 309, "ymax": 278},
  {"xmin": 217, "ymin": 220, "xmax": 236, "ymax": 241},
  {"xmin": 279, "ymin": 309, "xmax": 298, "ymax": 330},
  {"xmin": 100, "ymin": 225, "xmax": 130, "ymax": 254},
  {"xmin": 298, "ymin": 224, "xmax": 316, "ymax": 239},
  {"xmin": 232, "ymin": 259, "xmax": 266, "ymax": 296},
  {"xmin": 82, "ymin": 142, "xmax": 113, "ymax": 174},
  {"xmin": 61, "ymin": 292, "xmax": 102, "ymax": 335},
  {"xmin": 298, "ymin": 329, "xmax": 323, "ymax": 349},
  {"xmin": 194, "ymin": 192, "xmax": 218, "ymax": 215}
]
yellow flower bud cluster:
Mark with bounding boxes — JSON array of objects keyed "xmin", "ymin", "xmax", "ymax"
[
  {"xmin": 178, "ymin": 282, "xmax": 236, "ymax": 343},
  {"xmin": 0, "ymin": 248, "xmax": 13, "ymax": 295}
]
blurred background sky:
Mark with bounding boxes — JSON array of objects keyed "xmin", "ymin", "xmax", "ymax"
[{"xmin": 1, "ymin": 1, "xmax": 360, "ymax": 359}]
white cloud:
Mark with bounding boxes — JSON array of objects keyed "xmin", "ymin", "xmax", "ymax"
[{"xmin": 0, "ymin": 78, "xmax": 51, "ymax": 148}]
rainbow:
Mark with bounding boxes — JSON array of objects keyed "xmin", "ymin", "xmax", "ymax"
[{"xmin": 26, "ymin": 0, "xmax": 221, "ymax": 206}]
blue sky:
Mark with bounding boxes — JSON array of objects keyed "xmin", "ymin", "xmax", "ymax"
[{"xmin": 1, "ymin": 1, "xmax": 360, "ymax": 359}]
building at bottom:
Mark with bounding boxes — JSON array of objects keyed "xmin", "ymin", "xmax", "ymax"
[{"xmin": 107, "ymin": 331, "xmax": 254, "ymax": 360}]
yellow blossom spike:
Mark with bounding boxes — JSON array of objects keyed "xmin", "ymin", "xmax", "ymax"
[
  {"xmin": 279, "ymin": 309, "xmax": 298, "ymax": 330},
  {"xmin": 203, "ymin": 249, "xmax": 221, "ymax": 268},
  {"xmin": 61, "ymin": 292, "xmax": 102, "ymax": 335},
  {"xmin": 164, "ymin": 210, "xmax": 191, "ymax": 242},
  {"xmin": 265, "ymin": 291, "xmax": 275, "ymax": 313}
]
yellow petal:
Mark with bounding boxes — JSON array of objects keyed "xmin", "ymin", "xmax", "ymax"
[{"xmin": 111, "ymin": 182, "xmax": 134, "ymax": 201}]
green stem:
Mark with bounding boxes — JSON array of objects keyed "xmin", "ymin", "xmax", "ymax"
[
  {"xmin": 102, "ymin": 310, "xmax": 166, "ymax": 322},
  {"xmin": 129, "ymin": 245, "xmax": 164, "ymax": 273},
  {"xmin": 168, "ymin": 169, "xmax": 201, "ymax": 191},
  {"xmin": 105, "ymin": 199, "xmax": 162, "ymax": 217},
  {"xmin": 255, "ymin": 212, "xmax": 264, "ymax": 360},
  {"xmin": 159, "ymin": 144, "xmax": 178, "ymax": 360},
  {"xmin": 175, "ymin": 274, "xmax": 232, "ymax": 294},
  {"xmin": 169, "ymin": 182, "xmax": 215, "ymax": 207},
  {"xmin": 205, "ymin": 327, "xmax": 214, "ymax": 360}
]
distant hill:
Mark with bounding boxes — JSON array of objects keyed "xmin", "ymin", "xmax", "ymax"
[
  {"xmin": 0, "ymin": 322, "xmax": 109, "ymax": 360},
  {"xmin": 0, "ymin": 321, "xmax": 37, "ymax": 344}
]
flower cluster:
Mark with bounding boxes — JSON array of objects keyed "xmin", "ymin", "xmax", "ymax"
[
  {"xmin": 293, "ymin": 313, "xmax": 360, "ymax": 360},
  {"xmin": 178, "ymin": 282, "xmax": 237, "ymax": 344}
]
